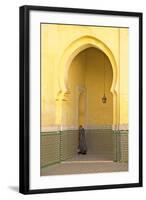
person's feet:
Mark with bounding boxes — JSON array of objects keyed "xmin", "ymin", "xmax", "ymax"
[{"xmin": 78, "ymin": 151, "xmax": 87, "ymax": 154}]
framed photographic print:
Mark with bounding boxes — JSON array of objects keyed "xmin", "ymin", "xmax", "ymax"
[{"xmin": 19, "ymin": 5, "xmax": 143, "ymax": 194}]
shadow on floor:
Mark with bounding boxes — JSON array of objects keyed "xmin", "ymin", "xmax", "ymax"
[{"xmin": 8, "ymin": 186, "xmax": 19, "ymax": 193}]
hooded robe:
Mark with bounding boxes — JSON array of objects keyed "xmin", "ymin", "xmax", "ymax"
[{"xmin": 78, "ymin": 127, "xmax": 87, "ymax": 154}]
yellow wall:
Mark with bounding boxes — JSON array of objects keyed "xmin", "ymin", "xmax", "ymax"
[
  {"xmin": 67, "ymin": 49, "xmax": 86, "ymax": 127},
  {"xmin": 119, "ymin": 29, "xmax": 129, "ymax": 126},
  {"xmin": 85, "ymin": 48, "xmax": 113, "ymax": 126},
  {"xmin": 41, "ymin": 24, "xmax": 128, "ymax": 131},
  {"xmin": 41, "ymin": 26, "xmax": 56, "ymax": 128}
]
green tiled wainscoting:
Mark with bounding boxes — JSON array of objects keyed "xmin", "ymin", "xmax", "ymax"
[
  {"xmin": 86, "ymin": 129, "xmax": 114, "ymax": 160},
  {"xmin": 41, "ymin": 129, "xmax": 128, "ymax": 168},
  {"xmin": 41, "ymin": 132, "xmax": 60, "ymax": 168},
  {"xmin": 60, "ymin": 130, "xmax": 78, "ymax": 161},
  {"xmin": 41, "ymin": 130, "xmax": 78, "ymax": 168},
  {"xmin": 113, "ymin": 131, "xmax": 128, "ymax": 162},
  {"xmin": 120, "ymin": 131, "xmax": 128, "ymax": 162}
]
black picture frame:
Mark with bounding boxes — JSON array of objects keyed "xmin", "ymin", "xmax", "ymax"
[{"xmin": 19, "ymin": 5, "xmax": 143, "ymax": 194}]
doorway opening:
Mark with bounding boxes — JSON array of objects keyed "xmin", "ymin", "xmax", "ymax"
[{"xmin": 65, "ymin": 47, "xmax": 113, "ymax": 162}]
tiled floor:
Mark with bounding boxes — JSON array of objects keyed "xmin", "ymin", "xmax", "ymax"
[{"xmin": 41, "ymin": 154, "xmax": 128, "ymax": 176}]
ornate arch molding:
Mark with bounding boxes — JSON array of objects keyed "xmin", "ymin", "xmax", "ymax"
[{"xmin": 57, "ymin": 35, "xmax": 119, "ymax": 127}]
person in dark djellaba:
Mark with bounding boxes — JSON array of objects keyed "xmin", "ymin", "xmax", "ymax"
[{"xmin": 78, "ymin": 125, "xmax": 87, "ymax": 154}]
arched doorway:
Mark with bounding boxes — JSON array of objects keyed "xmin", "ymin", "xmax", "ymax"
[
  {"xmin": 57, "ymin": 35, "xmax": 119, "ymax": 130},
  {"xmin": 56, "ymin": 35, "xmax": 119, "ymax": 162},
  {"xmin": 67, "ymin": 47, "xmax": 113, "ymax": 160}
]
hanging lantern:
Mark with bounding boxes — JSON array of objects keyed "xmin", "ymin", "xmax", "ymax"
[
  {"xmin": 102, "ymin": 93, "xmax": 107, "ymax": 103},
  {"xmin": 102, "ymin": 54, "xmax": 107, "ymax": 104}
]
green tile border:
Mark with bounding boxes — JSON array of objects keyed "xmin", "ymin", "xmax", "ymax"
[
  {"xmin": 40, "ymin": 129, "xmax": 128, "ymax": 168},
  {"xmin": 112, "ymin": 130, "xmax": 128, "ymax": 134},
  {"xmin": 41, "ymin": 160, "xmax": 60, "ymax": 168},
  {"xmin": 41, "ymin": 131, "xmax": 61, "ymax": 136},
  {"xmin": 112, "ymin": 130, "xmax": 128, "ymax": 162},
  {"xmin": 41, "ymin": 130, "xmax": 78, "ymax": 168}
]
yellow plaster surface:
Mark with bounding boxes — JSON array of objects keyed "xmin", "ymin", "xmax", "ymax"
[{"xmin": 41, "ymin": 24, "xmax": 128, "ymax": 130}]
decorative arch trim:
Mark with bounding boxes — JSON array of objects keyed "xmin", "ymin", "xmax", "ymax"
[
  {"xmin": 58, "ymin": 35, "xmax": 118, "ymax": 95},
  {"xmin": 57, "ymin": 35, "xmax": 119, "ymax": 127}
]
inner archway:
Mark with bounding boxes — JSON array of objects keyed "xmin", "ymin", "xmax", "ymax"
[{"xmin": 67, "ymin": 47, "xmax": 113, "ymax": 160}]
